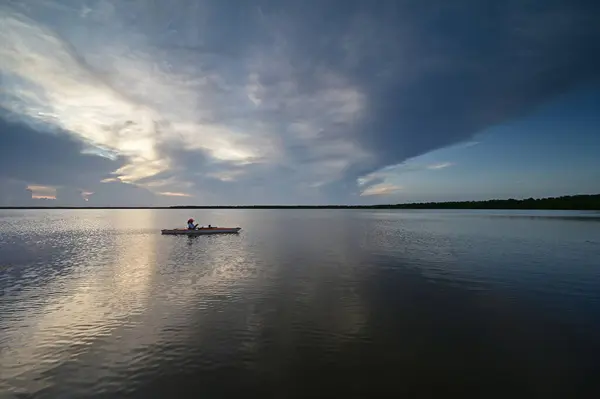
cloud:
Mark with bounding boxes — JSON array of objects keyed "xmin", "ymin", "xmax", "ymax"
[
  {"xmin": 356, "ymin": 159, "xmax": 455, "ymax": 197},
  {"xmin": 357, "ymin": 159, "xmax": 454, "ymax": 192},
  {"xmin": 360, "ymin": 184, "xmax": 402, "ymax": 196},
  {"xmin": 427, "ymin": 162, "xmax": 454, "ymax": 170},
  {"xmin": 27, "ymin": 184, "xmax": 56, "ymax": 199},
  {"xmin": 1, "ymin": 0, "xmax": 599, "ymax": 204},
  {"xmin": 158, "ymin": 192, "xmax": 192, "ymax": 197},
  {"xmin": 0, "ymin": 111, "xmax": 161, "ymax": 206},
  {"xmin": 0, "ymin": 111, "xmax": 124, "ymax": 187}
]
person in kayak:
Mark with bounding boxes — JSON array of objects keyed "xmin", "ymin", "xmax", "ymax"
[{"xmin": 187, "ymin": 218, "xmax": 198, "ymax": 230}]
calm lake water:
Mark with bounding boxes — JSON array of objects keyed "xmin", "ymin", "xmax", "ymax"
[{"xmin": 1, "ymin": 209, "xmax": 599, "ymax": 398}]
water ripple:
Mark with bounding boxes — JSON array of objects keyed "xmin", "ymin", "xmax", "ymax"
[{"xmin": 1, "ymin": 209, "xmax": 599, "ymax": 397}]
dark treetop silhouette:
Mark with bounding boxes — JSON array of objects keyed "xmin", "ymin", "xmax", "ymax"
[{"xmin": 2, "ymin": 195, "xmax": 599, "ymax": 210}]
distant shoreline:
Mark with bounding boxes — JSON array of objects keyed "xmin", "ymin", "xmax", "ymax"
[{"xmin": 2, "ymin": 194, "xmax": 599, "ymax": 211}]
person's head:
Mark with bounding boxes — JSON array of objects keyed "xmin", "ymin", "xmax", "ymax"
[{"xmin": 188, "ymin": 218, "xmax": 194, "ymax": 223}]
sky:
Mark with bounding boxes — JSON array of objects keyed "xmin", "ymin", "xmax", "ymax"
[{"xmin": 1, "ymin": 0, "xmax": 599, "ymax": 206}]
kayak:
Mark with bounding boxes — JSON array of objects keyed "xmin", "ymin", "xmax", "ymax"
[{"xmin": 161, "ymin": 227, "xmax": 241, "ymax": 235}]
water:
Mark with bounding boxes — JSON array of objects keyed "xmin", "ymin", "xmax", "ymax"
[{"xmin": 1, "ymin": 209, "xmax": 599, "ymax": 398}]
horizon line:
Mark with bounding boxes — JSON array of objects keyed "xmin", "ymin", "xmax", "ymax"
[{"xmin": 1, "ymin": 193, "xmax": 598, "ymax": 210}]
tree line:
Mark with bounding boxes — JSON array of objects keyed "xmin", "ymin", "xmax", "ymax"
[
  {"xmin": 170, "ymin": 194, "xmax": 600, "ymax": 210},
  {"xmin": 2, "ymin": 194, "xmax": 598, "ymax": 210}
]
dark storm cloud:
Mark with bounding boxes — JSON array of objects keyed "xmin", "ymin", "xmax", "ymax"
[
  {"xmin": 0, "ymin": 112, "xmax": 159, "ymax": 206},
  {"xmin": 180, "ymin": 0, "xmax": 600, "ymax": 199},
  {"xmin": 253, "ymin": 0, "xmax": 600, "ymax": 172},
  {"xmin": 0, "ymin": 112, "xmax": 124, "ymax": 187},
  {"xmin": 362, "ymin": 1, "xmax": 600, "ymax": 167}
]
